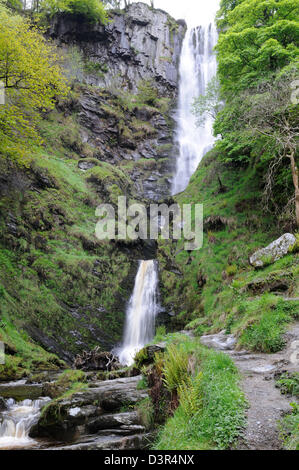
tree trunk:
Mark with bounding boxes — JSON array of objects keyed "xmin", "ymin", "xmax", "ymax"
[{"xmin": 288, "ymin": 151, "xmax": 299, "ymax": 227}]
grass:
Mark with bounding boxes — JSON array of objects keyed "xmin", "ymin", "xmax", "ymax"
[
  {"xmin": 153, "ymin": 335, "xmax": 246, "ymax": 450},
  {"xmin": 279, "ymin": 402, "xmax": 299, "ymax": 450}
]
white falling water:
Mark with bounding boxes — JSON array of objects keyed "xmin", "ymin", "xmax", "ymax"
[
  {"xmin": 0, "ymin": 397, "xmax": 49, "ymax": 449},
  {"xmin": 172, "ymin": 18, "xmax": 219, "ymax": 194},
  {"xmin": 117, "ymin": 260, "xmax": 159, "ymax": 366}
]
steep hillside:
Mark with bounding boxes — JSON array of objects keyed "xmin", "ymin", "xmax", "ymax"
[{"xmin": 0, "ymin": 3, "xmax": 185, "ymax": 376}]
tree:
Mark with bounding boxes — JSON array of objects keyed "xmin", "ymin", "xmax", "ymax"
[
  {"xmin": 216, "ymin": 0, "xmax": 299, "ymax": 95},
  {"xmin": 0, "ymin": 2, "xmax": 69, "ymax": 162},
  {"xmin": 40, "ymin": 0, "xmax": 109, "ymax": 23},
  {"xmin": 192, "ymin": 77, "xmax": 222, "ymax": 127},
  {"xmin": 243, "ymin": 75, "xmax": 299, "ymax": 226},
  {"xmin": 0, "ymin": 6, "xmax": 68, "ymax": 108}
]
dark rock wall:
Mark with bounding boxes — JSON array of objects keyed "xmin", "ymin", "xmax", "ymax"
[{"xmin": 49, "ymin": 3, "xmax": 186, "ymax": 96}]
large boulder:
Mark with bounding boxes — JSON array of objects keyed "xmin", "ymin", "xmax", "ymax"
[{"xmin": 249, "ymin": 233, "xmax": 296, "ymax": 268}]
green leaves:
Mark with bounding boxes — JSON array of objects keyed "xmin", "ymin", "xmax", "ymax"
[
  {"xmin": 217, "ymin": 0, "xmax": 299, "ymax": 94},
  {"xmin": 40, "ymin": 0, "xmax": 109, "ymax": 23}
]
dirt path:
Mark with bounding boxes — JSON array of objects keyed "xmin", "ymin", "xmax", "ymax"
[{"xmin": 200, "ymin": 323, "xmax": 299, "ymax": 450}]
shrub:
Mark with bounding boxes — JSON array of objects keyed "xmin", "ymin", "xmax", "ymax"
[
  {"xmin": 177, "ymin": 373, "xmax": 202, "ymax": 417},
  {"xmin": 276, "ymin": 372, "xmax": 299, "ymax": 397},
  {"xmin": 137, "ymin": 79, "xmax": 159, "ymax": 107},
  {"xmin": 225, "ymin": 264, "xmax": 237, "ymax": 276}
]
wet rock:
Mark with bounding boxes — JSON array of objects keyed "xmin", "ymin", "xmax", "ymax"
[
  {"xmin": 74, "ymin": 347, "xmax": 121, "ymax": 371},
  {"xmin": 0, "ymin": 397, "xmax": 7, "ymax": 411},
  {"xmin": 249, "ymin": 233, "xmax": 296, "ymax": 268},
  {"xmin": 32, "ymin": 376, "xmax": 148, "ymax": 441},
  {"xmin": 46, "ymin": 433, "xmax": 151, "ymax": 450},
  {"xmin": 200, "ymin": 331, "xmax": 237, "ymax": 351},
  {"xmin": 49, "ymin": 4, "xmax": 186, "ymax": 96},
  {"xmin": 0, "ymin": 381, "xmax": 43, "ymax": 401},
  {"xmin": 86, "ymin": 411, "xmax": 139, "ymax": 433}
]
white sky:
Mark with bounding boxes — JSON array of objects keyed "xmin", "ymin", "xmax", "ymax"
[{"xmin": 130, "ymin": 0, "xmax": 220, "ymax": 27}]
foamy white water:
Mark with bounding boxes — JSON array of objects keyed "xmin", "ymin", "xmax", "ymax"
[
  {"xmin": 172, "ymin": 10, "xmax": 219, "ymax": 194},
  {"xmin": 117, "ymin": 260, "xmax": 159, "ymax": 366},
  {"xmin": 0, "ymin": 397, "xmax": 49, "ymax": 449}
]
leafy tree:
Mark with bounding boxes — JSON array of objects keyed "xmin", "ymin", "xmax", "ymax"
[
  {"xmin": 192, "ymin": 77, "xmax": 222, "ymax": 127},
  {"xmin": 40, "ymin": 0, "xmax": 108, "ymax": 23},
  {"xmin": 0, "ymin": 2, "xmax": 69, "ymax": 162},
  {"xmin": 216, "ymin": 0, "xmax": 299, "ymax": 94}
]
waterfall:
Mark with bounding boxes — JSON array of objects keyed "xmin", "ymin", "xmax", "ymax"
[
  {"xmin": 172, "ymin": 18, "xmax": 219, "ymax": 194},
  {"xmin": 117, "ymin": 260, "xmax": 159, "ymax": 366},
  {"xmin": 0, "ymin": 397, "xmax": 50, "ymax": 449}
]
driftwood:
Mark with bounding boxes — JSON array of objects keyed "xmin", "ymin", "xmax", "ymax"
[{"xmin": 74, "ymin": 347, "xmax": 121, "ymax": 371}]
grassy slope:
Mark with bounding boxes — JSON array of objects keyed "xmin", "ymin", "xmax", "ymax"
[
  {"xmin": 158, "ymin": 150, "xmax": 299, "ymax": 352},
  {"xmin": 146, "ymin": 333, "xmax": 246, "ymax": 450},
  {"xmin": 0, "ymin": 100, "xmax": 137, "ymax": 379}
]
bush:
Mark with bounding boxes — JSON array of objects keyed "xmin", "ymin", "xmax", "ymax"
[{"xmin": 137, "ymin": 79, "xmax": 159, "ymax": 107}]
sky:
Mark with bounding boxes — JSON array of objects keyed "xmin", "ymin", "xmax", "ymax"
[{"xmin": 129, "ymin": 0, "xmax": 220, "ymax": 27}]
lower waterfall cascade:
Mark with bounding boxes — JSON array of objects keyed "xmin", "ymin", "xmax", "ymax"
[
  {"xmin": 0, "ymin": 397, "xmax": 50, "ymax": 449},
  {"xmin": 116, "ymin": 260, "xmax": 159, "ymax": 366}
]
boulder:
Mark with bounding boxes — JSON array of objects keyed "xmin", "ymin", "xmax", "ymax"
[
  {"xmin": 78, "ymin": 160, "xmax": 97, "ymax": 171},
  {"xmin": 86, "ymin": 411, "xmax": 139, "ymax": 433},
  {"xmin": 249, "ymin": 233, "xmax": 296, "ymax": 268},
  {"xmin": 134, "ymin": 342, "xmax": 166, "ymax": 368}
]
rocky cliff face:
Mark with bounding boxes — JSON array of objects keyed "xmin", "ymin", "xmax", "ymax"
[
  {"xmin": 49, "ymin": 3, "xmax": 186, "ymax": 97},
  {"xmin": 50, "ymin": 3, "xmax": 186, "ymax": 201}
]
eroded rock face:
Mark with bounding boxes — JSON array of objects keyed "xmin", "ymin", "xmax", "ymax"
[
  {"xmin": 49, "ymin": 4, "xmax": 186, "ymax": 96},
  {"xmin": 77, "ymin": 88, "xmax": 175, "ymax": 200},
  {"xmin": 249, "ymin": 233, "xmax": 296, "ymax": 268}
]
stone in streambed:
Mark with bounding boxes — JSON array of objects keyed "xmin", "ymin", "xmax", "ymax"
[{"xmin": 200, "ymin": 331, "xmax": 237, "ymax": 351}]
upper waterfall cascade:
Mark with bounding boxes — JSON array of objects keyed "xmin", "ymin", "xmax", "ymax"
[
  {"xmin": 172, "ymin": 18, "xmax": 219, "ymax": 194},
  {"xmin": 117, "ymin": 260, "xmax": 159, "ymax": 366}
]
